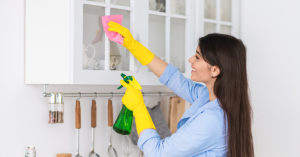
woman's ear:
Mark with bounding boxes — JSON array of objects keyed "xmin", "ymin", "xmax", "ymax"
[{"xmin": 211, "ymin": 66, "xmax": 220, "ymax": 78}]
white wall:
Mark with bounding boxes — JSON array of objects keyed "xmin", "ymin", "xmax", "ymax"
[{"xmin": 241, "ymin": 0, "xmax": 300, "ymax": 156}]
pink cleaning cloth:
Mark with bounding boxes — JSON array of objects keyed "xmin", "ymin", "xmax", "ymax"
[{"xmin": 102, "ymin": 15, "xmax": 124, "ymax": 45}]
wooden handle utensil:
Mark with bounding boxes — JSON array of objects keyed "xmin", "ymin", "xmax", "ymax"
[
  {"xmin": 108, "ymin": 99, "xmax": 113, "ymax": 127},
  {"xmin": 91, "ymin": 100, "xmax": 97, "ymax": 128},
  {"xmin": 75, "ymin": 100, "xmax": 81, "ymax": 129},
  {"xmin": 56, "ymin": 153, "xmax": 72, "ymax": 157}
]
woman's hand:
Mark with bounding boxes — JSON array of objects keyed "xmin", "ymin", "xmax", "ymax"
[
  {"xmin": 120, "ymin": 77, "xmax": 156, "ymax": 135},
  {"xmin": 120, "ymin": 77, "xmax": 144, "ymax": 112},
  {"xmin": 108, "ymin": 21, "xmax": 135, "ymax": 49},
  {"xmin": 108, "ymin": 21, "xmax": 155, "ymax": 65},
  {"xmin": 108, "ymin": 21, "xmax": 167, "ymax": 77}
]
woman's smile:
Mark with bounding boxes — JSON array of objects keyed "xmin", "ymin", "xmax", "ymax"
[{"xmin": 191, "ymin": 67, "xmax": 196, "ymax": 73}]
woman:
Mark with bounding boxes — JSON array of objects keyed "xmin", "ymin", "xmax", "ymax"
[{"xmin": 108, "ymin": 21, "xmax": 254, "ymax": 157}]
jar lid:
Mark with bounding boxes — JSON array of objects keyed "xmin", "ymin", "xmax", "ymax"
[
  {"xmin": 26, "ymin": 145, "xmax": 35, "ymax": 149},
  {"xmin": 49, "ymin": 93, "xmax": 56, "ymax": 104},
  {"xmin": 55, "ymin": 93, "xmax": 64, "ymax": 104},
  {"xmin": 49, "ymin": 93, "xmax": 64, "ymax": 104}
]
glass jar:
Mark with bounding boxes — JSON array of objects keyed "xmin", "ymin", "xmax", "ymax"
[
  {"xmin": 56, "ymin": 93, "xmax": 64, "ymax": 123},
  {"xmin": 48, "ymin": 93, "xmax": 64, "ymax": 124},
  {"xmin": 25, "ymin": 146, "xmax": 36, "ymax": 157},
  {"xmin": 48, "ymin": 93, "xmax": 56, "ymax": 124}
]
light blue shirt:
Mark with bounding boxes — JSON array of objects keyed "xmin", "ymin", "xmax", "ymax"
[{"xmin": 137, "ymin": 64, "xmax": 228, "ymax": 157}]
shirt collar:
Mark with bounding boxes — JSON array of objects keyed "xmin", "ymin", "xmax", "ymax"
[{"xmin": 181, "ymin": 97, "xmax": 210, "ymax": 120}]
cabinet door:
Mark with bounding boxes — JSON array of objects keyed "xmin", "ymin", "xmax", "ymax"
[
  {"xmin": 82, "ymin": 4, "xmax": 106, "ymax": 71},
  {"xmin": 25, "ymin": 0, "xmax": 73, "ymax": 84},
  {"xmin": 147, "ymin": 0, "xmax": 194, "ymax": 75},
  {"xmin": 170, "ymin": 0, "xmax": 187, "ymax": 73},
  {"xmin": 149, "ymin": 14, "xmax": 166, "ymax": 61},
  {"xmin": 73, "ymin": 0, "xmax": 133, "ymax": 84}
]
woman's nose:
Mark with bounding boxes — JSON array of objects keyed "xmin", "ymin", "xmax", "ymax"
[{"xmin": 188, "ymin": 56, "xmax": 194, "ymax": 63}]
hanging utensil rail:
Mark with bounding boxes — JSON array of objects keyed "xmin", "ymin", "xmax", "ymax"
[
  {"xmin": 42, "ymin": 85, "xmax": 175, "ymax": 98},
  {"xmin": 43, "ymin": 92, "xmax": 175, "ymax": 97}
]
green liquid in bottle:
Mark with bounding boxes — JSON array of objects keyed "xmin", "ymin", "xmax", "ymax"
[{"xmin": 113, "ymin": 105, "xmax": 133, "ymax": 135}]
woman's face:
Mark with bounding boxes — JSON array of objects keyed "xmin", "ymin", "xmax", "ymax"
[{"xmin": 188, "ymin": 46, "xmax": 216, "ymax": 84}]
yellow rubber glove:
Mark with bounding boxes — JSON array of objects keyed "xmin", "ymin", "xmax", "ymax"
[
  {"xmin": 120, "ymin": 77, "xmax": 156, "ymax": 135},
  {"xmin": 108, "ymin": 21, "xmax": 155, "ymax": 65}
]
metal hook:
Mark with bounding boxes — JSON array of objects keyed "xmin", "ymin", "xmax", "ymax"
[
  {"xmin": 43, "ymin": 84, "xmax": 48, "ymax": 97},
  {"xmin": 93, "ymin": 92, "xmax": 97, "ymax": 100},
  {"xmin": 108, "ymin": 92, "xmax": 113, "ymax": 100},
  {"xmin": 76, "ymin": 92, "xmax": 81, "ymax": 100}
]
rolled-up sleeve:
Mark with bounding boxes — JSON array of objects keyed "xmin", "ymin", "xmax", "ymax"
[
  {"xmin": 137, "ymin": 110, "xmax": 224, "ymax": 157},
  {"xmin": 159, "ymin": 64, "xmax": 208, "ymax": 104}
]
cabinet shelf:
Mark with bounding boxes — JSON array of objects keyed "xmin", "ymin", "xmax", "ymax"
[
  {"xmin": 170, "ymin": 14, "xmax": 186, "ymax": 20},
  {"xmin": 148, "ymin": 10, "xmax": 187, "ymax": 20},
  {"xmin": 204, "ymin": 19, "xmax": 232, "ymax": 26},
  {"xmin": 84, "ymin": 1, "xmax": 106, "ymax": 8},
  {"xmin": 84, "ymin": 1, "xmax": 131, "ymax": 11},
  {"xmin": 148, "ymin": 10, "xmax": 167, "ymax": 17}
]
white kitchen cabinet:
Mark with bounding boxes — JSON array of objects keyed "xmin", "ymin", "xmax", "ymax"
[{"xmin": 25, "ymin": 0, "xmax": 239, "ymax": 85}]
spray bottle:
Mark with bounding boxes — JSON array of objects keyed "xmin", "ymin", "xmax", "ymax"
[{"xmin": 113, "ymin": 73, "xmax": 134, "ymax": 135}]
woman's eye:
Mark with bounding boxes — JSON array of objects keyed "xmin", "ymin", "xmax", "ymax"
[{"xmin": 195, "ymin": 55, "xmax": 200, "ymax": 59}]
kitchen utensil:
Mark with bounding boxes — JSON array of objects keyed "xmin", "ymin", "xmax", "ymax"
[
  {"xmin": 56, "ymin": 153, "xmax": 72, "ymax": 157},
  {"xmin": 168, "ymin": 96, "xmax": 185, "ymax": 133},
  {"xmin": 139, "ymin": 151, "xmax": 144, "ymax": 157},
  {"xmin": 122, "ymin": 135, "xmax": 135, "ymax": 157},
  {"xmin": 75, "ymin": 100, "xmax": 82, "ymax": 157},
  {"xmin": 107, "ymin": 99, "xmax": 118, "ymax": 157},
  {"xmin": 89, "ymin": 100, "xmax": 101, "ymax": 157}
]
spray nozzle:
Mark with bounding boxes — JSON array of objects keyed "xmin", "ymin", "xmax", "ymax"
[{"xmin": 117, "ymin": 73, "xmax": 133, "ymax": 89}]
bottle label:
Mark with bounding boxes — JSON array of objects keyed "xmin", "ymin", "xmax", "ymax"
[{"xmin": 57, "ymin": 103, "xmax": 64, "ymax": 111}]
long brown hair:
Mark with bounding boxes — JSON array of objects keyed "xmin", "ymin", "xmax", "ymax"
[{"xmin": 199, "ymin": 33, "xmax": 254, "ymax": 157}]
